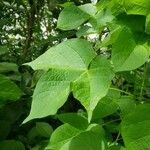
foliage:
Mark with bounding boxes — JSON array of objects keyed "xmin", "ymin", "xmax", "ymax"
[{"xmin": 0, "ymin": 0, "xmax": 150, "ymax": 149}]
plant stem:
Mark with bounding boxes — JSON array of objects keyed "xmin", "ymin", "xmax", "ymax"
[
  {"xmin": 139, "ymin": 63, "xmax": 147, "ymax": 101},
  {"xmin": 110, "ymin": 87, "xmax": 134, "ymax": 96},
  {"xmin": 102, "ymin": 118, "xmax": 121, "ymax": 126}
]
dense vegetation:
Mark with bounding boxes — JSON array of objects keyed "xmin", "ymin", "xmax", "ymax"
[{"xmin": 0, "ymin": 0, "xmax": 150, "ymax": 149}]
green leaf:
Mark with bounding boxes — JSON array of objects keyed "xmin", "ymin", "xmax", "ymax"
[
  {"xmin": 26, "ymin": 39, "xmax": 95, "ymax": 71},
  {"xmin": 110, "ymin": 0, "xmax": 125, "ymax": 15},
  {"xmin": 0, "ymin": 62, "xmax": 18, "ymax": 73},
  {"xmin": 0, "ymin": 74, "xmax": 22, "ymax": 101},
  {"xmin": 23, "ymin": 69, "xmax": 79, "ymax": 123},
  {"xmin": 112, "ymin": 27, "xmax": 149, "ymax": 72},
  {"xmin": 27, "ymin": 127, "xmax": 38, "ymax": 140},
  {"xmin": 76, "ymin": 25, "xmax": 96, "ymax": 38},
  {"xmin": 116, "ymin": 45, "xmax": 149, "ymax": 71},
  {"xmin": 58, "ymin": 113, "xmax": 88, "ymax": 130},
  {"xmin": 123, "ymin": 0, "xmax": 150, "ymax": 16},
  {"xmin": 46, "ymin": 123, "xmax": 106, "ymax": 150},
  {"xmin": 97, "ymin": 0, "xmax": 112, "ymax": 11},
  {"xmin": 145, "ymin": 13, "xmax": 150, "ymax": 34},
  {"xmin": 78, "ymin": 3, "xmax": 97, "ymax": 16},
  {"xmin": 46, "ymin": 123, "xmax": 81, "ymax": 150},
  {"xmin": 57, "ymin": 5, "xmax": 90, "ymax": 30},
  {"xmin": 0, "ymin": 121, "xmax": 11, "ymax": 140},
  {"xmin": 23, "ymin": 39, "xmax": 96, "ymax": 123},
  {"xmin": 90, "ymin": 9, "xmax": 114, "ymax": 30},
  {"xmin": 0, "ymin": 140, "xmax": 25, "ymax": 150},
  {"xmin": 36, "ymin": 122, "xmax": 53, "ymax": 138},
  {"xmin": 108, "ymin": 145, "xmax": 122, "ymax": 150},
  {"xmin": 121, "ymin": 104, "xmax": 150, "ymax": 150},
  {"xmin": 92, "ymin": 97, "xmax": 118, "ymax": 120},
  {"xmin": 0, "ymin": 46, "xmax": 9, "ymax": 55},
  {"xmin": 116, "ymin": 14, "xmax": 145, "ymax": 32},
  {"xmin": 60, "ymin": 131, "xmax": 107, "ymax": 150},
  {"xmin": 114, "ymin": 96, "xmax": 136, "ymax": 116},
  {"xmin": 101, "ymin": 25, "xmax": 122, "ymax": 47},
  {"xmin": 73, "ymin": 56, "xmax": 114, "ymax": 121}
]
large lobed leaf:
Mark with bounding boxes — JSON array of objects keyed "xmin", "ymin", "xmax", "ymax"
[{"xmin": 24, "ymin": 39, "xmax": 114, "ymax": 123}]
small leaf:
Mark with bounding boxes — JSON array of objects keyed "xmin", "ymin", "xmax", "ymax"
[
  {"xmin": 58, "ymin": 113, "xmax": 88, "ymax": 130},
  {"xmin": 36, "ymin": 122, "xmax": 53, "ymax": 138},
  {"xmin": 0, "ymin": 74, "xmax": 22, "ymax": 101},
  {"xmin": 112, "ymin": 27, "xmax": 149, "ymax": 72},
  {"xmin": 90, "ymin": 9, "xmax": 114, "ymax": 30},
  {"xmin": 57, "ymin": 5, "xmax": 90, "ymax": 30},
  {"xmin": 46, "ymin": 123, "xmax": 81, "ymax": 150},
  {"xmin": 0, "ymin": 46, "xmax": 9, "ymax": 55},
  {"xmin": 78, "ymin": 3, "xmax": 97, "ymax": 16}
]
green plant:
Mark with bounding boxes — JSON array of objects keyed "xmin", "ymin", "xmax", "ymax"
[
  {"xmin": 22, "ymin": 0, "xmax": 150, "ymax": 149},
  {"xmin": 0, "ymin": 0, "xmax": 150, "ymax": 149}
]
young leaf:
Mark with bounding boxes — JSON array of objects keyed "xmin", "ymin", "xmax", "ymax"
[
  {"xmin": 112, "ymin": 27, "xmax": 149, "ymax": 72},
  {"xmin": 90, "ymin": 9, "xmax": 114, "ymax": 30},
  {"xmin": 78, "ymin": 3, "xmax": 97, "ymax": 16},
  {"xmin": 36, "ymin": 122, "xmax": 53, "ymax": 138},
  {"xmin": 57, "ymin": 5, "xmax": 90, "ymax": 30}
]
